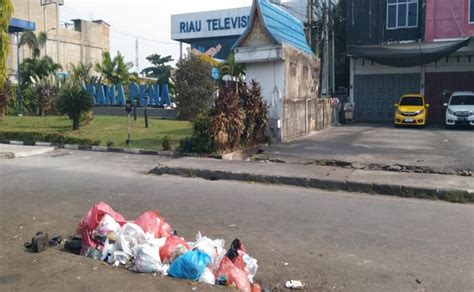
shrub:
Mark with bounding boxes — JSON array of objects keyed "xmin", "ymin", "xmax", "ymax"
[
  {"xmin": 56, "ymin": 80, "xmax": 93, "ymax": 130},
  {"xmin": 162, "ymin": 135, "xmax": 171, "ymax": 151},
  {"xmin": 178, "ymin": 112, "xmax": 214, "ymax": 153},
  {"xmin": 80, "ymin": 110, "xmax": 94, "ymax": 127},
  {"xmin": 30, "ymin": 74, "xmax": 59, "ymax": 116},
  {"xmin": 0, "ymin": 131, "xmax": 100, "ymax": 146},
  {"xmin": 209, "ymin": 85, "xmax": 245, "ymax": 153},
  {"xmin": 0, "ymin": 80, "xmax": 12, "ymax": 120},
  {"xmin": 174, "ymin": 54, "xmax": 215, "ymax": 120},
  {"xmin": 243, "ymin": 80, "xmax": 268, "ymax": 145},
  {"xmin": 106, "ymin": 141, "xmax": 114, "ymax": 147}
]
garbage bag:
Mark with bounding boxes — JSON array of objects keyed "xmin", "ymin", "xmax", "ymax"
[
  {"xmin": 116, "ymin": 222, "xmax": 146, "ymax": 257},
  {"xmin": 192, "ymin": 232, "xmax": 226, "ymax": 272},
  {"xmin": 168, "ymin": 250, "xmax": 211, "ymax": 281},
  {"xmin": 134, "ymin": 243, "xmax": 169, "ymax": 274},
  {"xmin": 134, "ymin": 211, "xmax": 172, "ymax": 239},
  {"xmin": 76, "ymin": 202, "xmax": 127, "ymax": 254},
  {"xmin": 95, "ymin": 214, "xmax": 121, "ymax": 238},
  {"xmin": 199, "ymin": 267, "xmax": 216, "ymax": 285},
  {"xmin": 160, "ymin": 235, "xmax": 190, "ymax": 263},
  {"xmin": 217, "ymin": 257, "xmax": 251, "ymax": 292},
  {"xmin": 225, "ymin": 238, "xmax": 246, "ymax": 261},
  {"xmin": 235, "ymin": 250, "xmax": 258, "ymax": 284}
]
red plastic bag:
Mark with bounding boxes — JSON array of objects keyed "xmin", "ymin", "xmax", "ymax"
[
  {"xmin": 76, "ymin": 202, "xmax": 127, "ymax": 253},
  {"xmin": 134, "ymin": 211, "xmax": 172, "ymax": 239},
  {"xmin": 159, "ymin": 235, "xmax": 190, "ymax": 262},
  {"xmin": 217, "ymin": 257, "xmax": 251, "ymax": 292}
]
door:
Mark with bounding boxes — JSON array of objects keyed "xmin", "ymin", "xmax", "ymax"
[{"xmin": 354, "ymin": 74, "xmax": 421, "ymax": 122}]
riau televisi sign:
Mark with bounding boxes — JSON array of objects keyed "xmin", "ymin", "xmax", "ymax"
[{"xmin": 171, "ymin": 7, "xmax": 251, "ymax": 40}]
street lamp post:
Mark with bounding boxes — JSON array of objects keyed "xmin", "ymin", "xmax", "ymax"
[
  {"xmin": 44, "ymin": 27, "xmax": 56, "ymax": 56},
  {"xmin": 41, "ymin": 0, "xmax": 63, "ymax": 63},
  {"xmin": 16, "ymin": 32, "xmax": 22, "ymax": 116}
]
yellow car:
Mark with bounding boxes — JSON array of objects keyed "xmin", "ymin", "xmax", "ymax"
[{"xmin": 394, "ymin": 94, "xmax": 429, "ymax": 127}]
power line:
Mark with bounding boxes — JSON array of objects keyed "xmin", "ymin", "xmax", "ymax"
[{"xmin": 110, "ymin": 28, "xmax": 179, "ymax": 46}]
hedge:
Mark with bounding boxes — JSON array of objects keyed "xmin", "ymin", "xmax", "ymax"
[{"xmin": 0, "ymin": 131, "xmax": 100, "ymax": 146}]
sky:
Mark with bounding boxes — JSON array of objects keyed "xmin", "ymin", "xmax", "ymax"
[{"xmin": 59, "ymin": 0, "xmax": 251, "ymax": 72}]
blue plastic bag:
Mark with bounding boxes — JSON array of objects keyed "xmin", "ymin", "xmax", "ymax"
[{"xmin": 168, "ymin": 250, "xmax": 211, "ymax": 281}]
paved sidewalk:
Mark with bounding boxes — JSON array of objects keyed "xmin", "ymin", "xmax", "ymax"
[
  {"xmin": 152, "ymin": 157, "xmax": 474, "ymax": 203},
  {"xmin": 0, "ymin": 144, "xmax": 55, "ymax": 159}
]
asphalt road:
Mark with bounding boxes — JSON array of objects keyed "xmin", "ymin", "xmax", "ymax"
[
  {"xmin": 0, "ymin": 151, "xmax": 473, "ymax": 291},
  {"xmin": 262, "ymin": 124, "xmax": 474, "ymax": 172}
]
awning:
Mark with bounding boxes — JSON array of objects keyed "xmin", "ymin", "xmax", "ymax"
[
  {"xmin": 8, "ymin": 18, "xmax": 36, "ymax": 33},
  {"xmin": 347, "ymin": 37, "xmax": 471, "ymax": 67}
]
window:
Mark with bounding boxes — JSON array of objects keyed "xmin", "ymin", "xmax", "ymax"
[
  {"xmin": 470, "ymin": 0, "xmax": 474, "ymax": 23},
  {"xmin": 387, "ymin": 0, "xmax": 418, "ymax": 30}
]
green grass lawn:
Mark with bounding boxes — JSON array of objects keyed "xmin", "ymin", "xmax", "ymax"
[{"xmin": 0, "ymin": 115, "xmax": 192, "ymax": 150}]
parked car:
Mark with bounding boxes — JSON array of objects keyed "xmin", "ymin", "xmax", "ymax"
[
  {"xmin": 444, "ymin": 91, "xmax": 474, "ymax": 128},
  {"xmin": 394, "ymin": 94, "xmax": 429, "ymax": 127}
]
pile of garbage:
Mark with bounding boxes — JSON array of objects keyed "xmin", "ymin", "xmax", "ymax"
[{"xmin": 67, "ymin": 202, "xmax": 260, "ymax": 292}]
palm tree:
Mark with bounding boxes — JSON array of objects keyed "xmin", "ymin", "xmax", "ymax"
[
  {"xmin": 19, "ymin": 56, "xmax": 61, "ymax": 88},
  {"xmin": 95, "ymin": 51, "xmax": 133, "ymax": 85},
  {"xmin": 70, "ymin": 62, "xmax": 98, "ymax": 84},
  {"xmin": 19, "ymin": 31, "xmax": 47, "ymax": 59},
  {"xmin": 219, "ymin": 53, "xmax": 246, "ymax": 93}
]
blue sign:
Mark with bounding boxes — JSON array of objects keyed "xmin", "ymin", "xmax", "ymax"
[
  {"xmin": 211, "ymin": 67, "xmax": 220, "ymax": 80},
  {"xmin": 86, "ymin": 83, "xmax": 171, "ymax": 107}
]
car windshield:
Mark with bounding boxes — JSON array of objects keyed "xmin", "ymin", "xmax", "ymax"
[
  {"xmin": 450, "ymin": 95, "xmax": 474, "ymax": 105},
  {"xmin": 400, "ymin": 96, "xmax": 423, "ymax": 106}
]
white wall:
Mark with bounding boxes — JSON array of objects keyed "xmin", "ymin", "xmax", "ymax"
[{"xmin": 246, "ymin": 61, "xmax": 285, "ymax": 120}]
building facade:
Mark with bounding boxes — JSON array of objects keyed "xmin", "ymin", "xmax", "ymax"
[
  {"xmin": 234, "ymin": 0, "xmax": 325, "ymax": 142},
  {"xmin": 7, "ymin": 0, "xmax": 110, "ymax": 78},
  {"xmin": 170, "ymin": 0, "xmax": 311, "ymax": 60},
  {"xmin": 347, "ymin": 0, "xmax": 474, "ymax": 124}
]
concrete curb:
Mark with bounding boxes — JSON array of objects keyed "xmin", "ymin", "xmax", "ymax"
[
  {"xmin": 151, "ymin": 165, "xmax": 474, "ymax": 204},
  {"xmin": 0, "ymin": 140, "xmax": 178, "ymax": 158}
]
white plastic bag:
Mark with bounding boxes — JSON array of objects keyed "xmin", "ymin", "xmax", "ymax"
[
  {"xmin": 198, "ymin": 267, "xmax": 216, "ymax": 285},
  {"xmin": 116, "ymin": 222, "xmax": 146, "ymax": 257},
  {"xmin": 95, "ymin": 214, "xmax": 122, "ymax": 238},
  {"xmin": 109, "ymin": 251, "xmax": 130, "ymax": 266},
  {"xmin": 242, "ymin": 253, "xmax": 258, "ymax": 283},
  {"xmin": 134, "ymin": 243, "xmax": 169, "ymax": 274},
  {"xmin": 101, "ymin": 240, "xmax": 116, "ymax": 262},
  {"xmin": 192, "ymin": 232, "xmax": 226, "ymax": 272}
]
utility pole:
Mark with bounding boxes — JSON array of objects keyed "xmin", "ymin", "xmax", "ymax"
[
  {"xmin": 135, "ymin": 38, "xmax": 139, "ymax": 75},
  {"xmin": 306, "ymin": 0, "xmax": 314, "ymax": 52}
]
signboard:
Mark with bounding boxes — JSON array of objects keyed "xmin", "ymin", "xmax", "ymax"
[
  {"xmin": 211, "ymin": 67, "xmax": 220, "ymax": 80},
  {"xmin": 171, "ymin": 7, "xmax": 251, "ymax": 40}
]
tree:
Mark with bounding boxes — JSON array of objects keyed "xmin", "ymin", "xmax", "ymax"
[
  {"xmin": 19, "ymin": 31, "xmax": 47, "ymax": 59},
  {"xmin": 175, "ymin": 54, "xmax": 215, "ymax": 121},
  {"xmin": 219, "ymin": 53, "xmax": 246, "ymax": 92},
  {"xmin": 19, "ymin": 56, "xmax": 61, "ymax": 88},
  {"xmin": 70, "ymin": 62, "xmax": 99, "ymax": 84},
  {"xmin": 95, "ymin": 51, "xmax": 133, "ymax": 85},
  {"xmin": 56, "ymin": 80, "xmax": 93, "ymax": 130},
  {"xmin": 141, "ymin": 54, "xmax": 173, "ymax": 85},
  {"xmin": 0, "ymin": 0, "xmax": 13, "ymax": 87}
]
